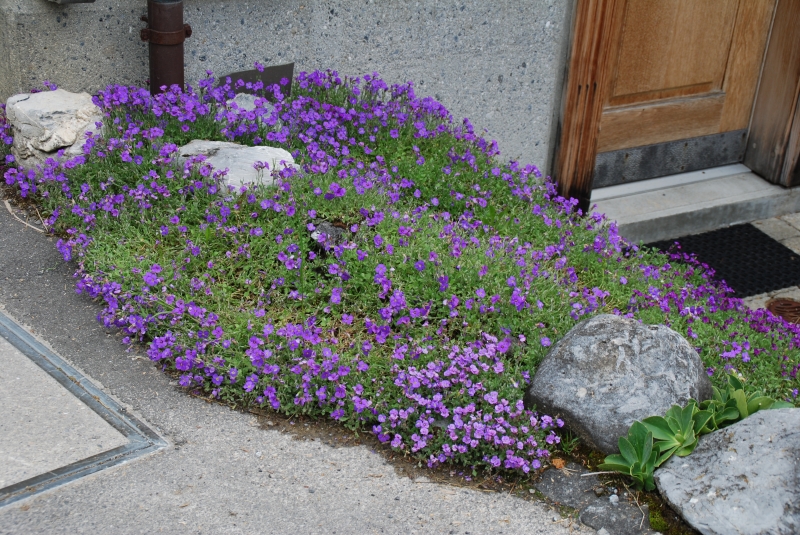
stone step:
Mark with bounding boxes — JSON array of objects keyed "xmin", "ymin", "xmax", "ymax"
[{"xmin": 591, "ymin": 164, "xmax": 800, "ymax": 243}]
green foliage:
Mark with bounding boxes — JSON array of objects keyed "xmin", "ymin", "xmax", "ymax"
[
  {"xmin": 601, "ymin": 373, "xmax": 794, "ymax": 489},
  {"xmin": 699, "ymin": 374, "xmax": 795, "ymax": 433},
  {"xmin": 598, "ymin": 421, "xmax": 657, "ymax": 491},
  {"xmin": 642, "ymin": 403, "xmax": 700, "ymax": 466},
  {"xmin": 559, "ymin": 429, "xmax": 580, "ymax": 456}
]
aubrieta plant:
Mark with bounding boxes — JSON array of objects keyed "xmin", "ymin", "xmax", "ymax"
[{"xmin": 3, "ymin": 67, "xmax": 798, "ymax": 478}]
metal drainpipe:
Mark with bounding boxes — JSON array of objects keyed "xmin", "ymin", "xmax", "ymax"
[{"xmin": 140, "ymin": 0, "xmax": 192, "ymax": 95}]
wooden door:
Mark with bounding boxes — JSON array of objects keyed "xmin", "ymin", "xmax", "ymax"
[{"xmin": 554, "ymin": 0, "xmax": 777, "ymax": 211}]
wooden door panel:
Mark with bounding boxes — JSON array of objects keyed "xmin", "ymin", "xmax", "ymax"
[
  {"xmin": 598, "ymin": 0, "xmax": 775, "ymax": 153},
  {"xmin": 718, "ymin": 0, "xmax": 778, "ymax": 130},
  {"xmin": 609, "ymin": 0, "xmax": 738, "ymax": 107},
  {"xmin": 597, "ymin": 93, "xmax": 724, "ymax": 152}
]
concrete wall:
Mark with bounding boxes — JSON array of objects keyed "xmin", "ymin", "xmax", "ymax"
[{"xmin": 0, "ymin": 0, "xmax": 573, "ymax": 171}]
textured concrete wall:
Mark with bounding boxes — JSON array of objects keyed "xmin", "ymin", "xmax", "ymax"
[{"xmin": 0, "ymin": 0, "xmax": 573, "ymax": 171}]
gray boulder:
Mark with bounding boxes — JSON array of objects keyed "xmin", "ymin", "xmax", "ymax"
[
  {"xmin": 6, "ymin": 89, "xmax": 103, "ymax": 169},
  {"xmin": 177, "ymin": 140, "xmax": 298, "ymax": 190},
  {"xmin": 655, "ymin": 408, "xmax": 800, "ymax": 535},
  {"xmin": 524, "ymin": 314, "xmax": 712, "ymax": 454}
]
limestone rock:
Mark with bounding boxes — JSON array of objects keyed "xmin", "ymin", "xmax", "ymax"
[
  {"xmin": 523, "ymin": 314, "xmax": 712, "ymax": 454},
  {"xmin": 6, "ymin": 89, "xmax": 102, "ymax": 169},
  {"xmin": 177, "ymin": 140, "xmax": 297, "ymax": 190},
  {"xmin": 655, "ymin": 408, "xmax": 800, "ymax": 535}
]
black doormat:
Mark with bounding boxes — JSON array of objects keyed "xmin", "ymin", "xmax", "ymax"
[{"xmin": 647, "ymin": 223, "xmax": 800, "ymax": 298}]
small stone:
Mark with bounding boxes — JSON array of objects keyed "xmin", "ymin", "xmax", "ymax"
[
  {"xmin": 552, "ymin": 515, "xmax": 560, "ymax": 522},
  {"xmin": 255, "ymin": 451, "xmax": 262, "ymax": 457},
  {"xmin": 594, "ymin": 486, "xmax": 605, "ymax": 497},
  {"xmin": 311, "ymin": 221, "xmax": 348, "ymax": 249},
  {"xmin": 609, "ymin": 494, "xmax": 619, "ymax": 505}
]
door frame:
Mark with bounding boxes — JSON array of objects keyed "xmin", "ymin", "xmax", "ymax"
[{"xmin": 552, "ymin": 0, "xmax": 800, "ymax": 214}]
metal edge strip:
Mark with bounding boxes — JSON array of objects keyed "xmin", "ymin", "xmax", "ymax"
[{"xmin": 0, "ymin": 310, "xmax": 168, "ymax": 507}]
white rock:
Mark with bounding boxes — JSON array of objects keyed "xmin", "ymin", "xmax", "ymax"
[
  {"xmin": 6, "ymin": 89, "xmax": 102, "ymax": 169},
  {"xmin": 226, "ymin": 93, "xmax": 260, "ymax": 112},
  {"xmin": 177, "ymin": 140, "xmax": 298, "ymax": 190}
]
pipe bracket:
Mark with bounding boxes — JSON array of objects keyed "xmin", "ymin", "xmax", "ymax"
[{"xmin": 140, "ymin": 24, "xmax": 192, "ymax": 45}]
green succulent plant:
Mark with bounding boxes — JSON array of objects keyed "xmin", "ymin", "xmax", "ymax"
[
  {"xmin": 598, "ymin": 421, "xmax": 657, "ymax": 491},
  {"xmin": 642, "ymin": 402, "xmax": 702, "ymax": 466},
  {"xmin": 699, "ymin": 374, "xmax": 794, "ymax": 433},
  {"xmin": 599, "ymin": 373, "xmax": 795, "ymax": 489}
]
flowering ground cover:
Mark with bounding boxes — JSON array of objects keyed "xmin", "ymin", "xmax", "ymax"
[{"xmin": 2, "ymin": 69, "xmax": 798, "ymax": 478}]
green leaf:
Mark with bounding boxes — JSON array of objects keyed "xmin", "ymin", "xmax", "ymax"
[
  {"xmin": 641, "ymin": 416, "xmax": 673, "ymax": 441},
  {"xmin": 728, "ymin": 374, "xmax": 745, "ymax": 392},
  {"xmin": 655, "ymin": 444, "xmax": 678, "ymax": 467},
  {"xmin": 770, "ymin": 401, "xmax": 795, "ymax": 409},
  {"xmin": 747, "ymin": 396, "xmax": 775, "ymax": 414},
  {"xmin": 618, "ymin": 436, "xmax": 638, "ymax": 466},
  {"xmin": 597, "ymin": 456, "xmax": 632, "ymax": 475},
  {"xmin": 677, "ymin": 404, "xmax": 696, "ymax": 432},
  {"xmin": 714, "ymin": 406, "xmax": 741, "ymax": 427},
  {"xmin": 692, "ymin": 410, "xmax": 714, "ymax": 434},
  {"xmin": 628, "ymin": 421, "xmax": 653, "ymax": 462},
  {"xmin": 674, "ymin": 432, "xmax": 698, "ymax": 457},
  {"xmin": 731, "ymin": 389, "xmax": 749, "ymax": 419}
]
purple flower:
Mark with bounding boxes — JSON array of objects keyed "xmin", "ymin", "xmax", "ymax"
[
  {"xmin": 414, "ymin": 260, "xmax": 425, "ymax": 271},
  {"xmin": 540, "ymin": 337, "xmax": 551, "ymax": 347},
  {"xmin": 243, "ymin": 374, "xmax": 259, "ymax": 392},
  {"xmin": 438, "ymin": 275, "xmax": 449, "ymax": 292}
]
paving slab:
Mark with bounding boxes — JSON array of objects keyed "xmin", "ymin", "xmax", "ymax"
[{"xmin": 0, "ymin": 335, "xmax": 127, "ymax": 488}]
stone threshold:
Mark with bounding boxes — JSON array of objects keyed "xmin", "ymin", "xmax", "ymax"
[{"xmin": 591, "ymin": 165, "xmax": 800, "ymax": 244}]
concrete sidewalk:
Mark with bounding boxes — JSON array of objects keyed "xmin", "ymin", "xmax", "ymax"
[{"xmin": 0, "ymin": 204, "xmax": 578, "ymax": 534}]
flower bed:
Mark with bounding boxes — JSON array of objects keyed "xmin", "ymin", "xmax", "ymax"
[{"xmin": 3, "ymin": 69, "xmax": 798, "ymax": 477}]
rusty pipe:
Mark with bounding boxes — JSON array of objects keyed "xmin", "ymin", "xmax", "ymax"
[{"xmin": 140, "ymin": 0, "xmax": 191, "ymax": 94}]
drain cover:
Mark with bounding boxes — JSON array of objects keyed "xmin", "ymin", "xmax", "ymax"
[
  {"xmin": 766, "ymin": 298, "xmax": 800, "ymax": 323},
  {"xmin": 648, "ymin": 223, "xmax": 800, "ymax": 298}
]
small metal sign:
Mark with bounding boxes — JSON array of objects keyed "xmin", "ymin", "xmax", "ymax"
[{"xmin": 217, "ymin": 62, "xmax": 295, "ymax": 100}]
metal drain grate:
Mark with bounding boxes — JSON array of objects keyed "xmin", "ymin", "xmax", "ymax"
[
  {"xmin": 648, "ymin": 223, "xmax": 800, "ymax": 298},
  {"xmin": 766, "ymin": 298, "xmax": 800, "ymax": 323}
]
